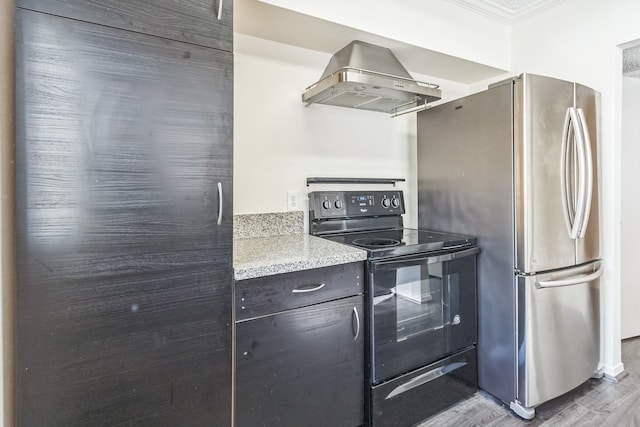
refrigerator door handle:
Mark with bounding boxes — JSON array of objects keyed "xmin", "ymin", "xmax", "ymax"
[
  {"xmin": 571, "ymin": 107, "xmax": 588, "ymax": 240},
  {"xmin": 561, "ymin": 107, "xmax": 587, "ymax": 240},
  {"xmin": 561, "ymin": 108, "xmax": 576, "ymax": 238},
  {"xmin": 536, "ymin": 264, "xmax": 603, "ymax": 288},
  {"xmin": 576, "ymin": 108, "xmax": 593, "ymax": 239}
]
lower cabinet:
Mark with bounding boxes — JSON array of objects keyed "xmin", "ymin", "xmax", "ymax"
[{"xmin": 235, "ymin": 264, "xmax": 364, "ymax": 427}]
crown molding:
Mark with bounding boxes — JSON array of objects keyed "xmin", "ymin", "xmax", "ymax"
[{"xmin": 445, "ymin": 0, "xmax": 566, "ymax": 24}]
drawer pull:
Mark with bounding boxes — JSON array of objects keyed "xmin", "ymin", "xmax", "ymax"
[{"xmin": 291, "ymin": 283, "xmax": 326, "ymax": 293}]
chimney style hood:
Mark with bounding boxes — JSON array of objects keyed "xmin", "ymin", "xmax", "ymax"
[{"xmin": 302, "ymin": 40, "xmax": 442, "ymax": 115}]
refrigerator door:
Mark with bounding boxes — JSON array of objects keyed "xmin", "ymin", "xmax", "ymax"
[
  {"xmin": 515, "ymin": 74, "xmax": 576, "ymax": 274},
  {"xmin": 516, "ymin": 260, "xmax": 601, "ymax": 409},
  {"xmin": 575, "ymin": 83, "xmax": 600, "ymax": 264}
]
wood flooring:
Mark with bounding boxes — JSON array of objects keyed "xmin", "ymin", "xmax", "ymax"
[{"xmin": 418, "ymin": 337, "xmax": 640, "ymax": 426}]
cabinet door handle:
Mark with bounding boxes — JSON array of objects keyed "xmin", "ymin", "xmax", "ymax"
[
  {"xmin": 352, "ymin": 307, "xmax": 360, "ymax": 341},
  {"xmin": 217, "ymin": 0, "xmax": 224, "ymax": 20},
  {"xmin": 216, "ymin": 182, "xmax": 223, "ymax": 226},
  {"xmin": 291, "ymin": 283, "xmax": 325, "ymax": 293}
]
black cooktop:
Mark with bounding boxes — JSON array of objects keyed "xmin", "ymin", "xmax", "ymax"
[
  {"xmin": 321, "ymin": 228, "xmax": 476, "ymax": 260},
  {"xmin": 308, "ymin": 190, "xmax": 476, "ymax": 259}
]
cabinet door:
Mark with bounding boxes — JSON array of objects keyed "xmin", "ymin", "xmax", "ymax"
[
  {"xmin": 16, "ymin": 0, "xmax": 233, "ymax": 52},
  {"xmin": 236, "ymin": 295, "xmax": 365, "ymax": 427},
  {"xmin": 15, "ymin": 9, "xmax": 232, "ymax": 426}
]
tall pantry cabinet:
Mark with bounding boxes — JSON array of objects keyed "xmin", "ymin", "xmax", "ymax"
[{"xmin": 14, "ymin": 1, "xmax": 233, "ymax": 425}]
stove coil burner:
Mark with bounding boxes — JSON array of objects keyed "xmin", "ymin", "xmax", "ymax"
[{"xmin": 352, "ymin": 237, "xmax": 402, "ymax": 249}]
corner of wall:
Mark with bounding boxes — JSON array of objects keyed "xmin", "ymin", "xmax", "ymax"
[{"xmin": 1, "ymin": 2, "xmax": 16, "ymax": 427}]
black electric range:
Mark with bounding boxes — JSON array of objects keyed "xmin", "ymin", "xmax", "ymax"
[{"xmin": 309, "ymin": 190, "xmax": 479, "ymax": 427}]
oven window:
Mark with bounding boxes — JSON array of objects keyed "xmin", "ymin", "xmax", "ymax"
[
  {"xmin": 394, "ymin": 263, "xmax": 449, "ymax": 342},
  {"xmin": 370, "ymin": 249, "xmax": 477, "ymax": 383}
]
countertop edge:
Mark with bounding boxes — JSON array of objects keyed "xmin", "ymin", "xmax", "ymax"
[
  {"xmin": 233, "ymin": 252, "xmax": 367, "ymax": 281},
  {"xmin": 233, "ymin": 234, "xmax": 367, "ymax": 281}
]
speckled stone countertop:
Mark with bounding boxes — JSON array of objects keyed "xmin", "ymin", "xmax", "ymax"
[{"xmin": 233, "ymin": 212, "xmax": 367, "ymax": 281}]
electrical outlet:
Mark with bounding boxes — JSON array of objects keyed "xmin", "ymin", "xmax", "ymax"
[{"xmin": 287, "ymin": 191, "xmax": 302, "ymax": 211}]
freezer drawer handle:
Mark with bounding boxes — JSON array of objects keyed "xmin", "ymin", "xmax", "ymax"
[
  {"xmin": 384, "ymin": 361, "xmax": 467, "ymax": 399},
  {"xmin": 291, "ymin": 283, "xmax": 326, "ymax": 293},
  {"xmin": 536, "ymin": 264, "xmax": 603, "ymax": 288}
]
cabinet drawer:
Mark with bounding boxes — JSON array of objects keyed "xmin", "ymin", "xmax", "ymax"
[{"xmin": 235, "ymin": 262, "xmax": 363, "ymax": 321}]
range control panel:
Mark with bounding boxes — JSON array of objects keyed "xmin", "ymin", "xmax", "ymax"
[{"xmin": 309, "ymin": 190, "xmax": 405, "ymax": 220}]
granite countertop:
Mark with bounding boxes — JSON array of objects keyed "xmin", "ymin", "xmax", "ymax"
[
  {"xmin": 233, "ymin": 212, "xmax": 367, "ymax": 281},
  {"xmin": 233, "ymin": 233, "xmax": 367, "ymax": 281}
]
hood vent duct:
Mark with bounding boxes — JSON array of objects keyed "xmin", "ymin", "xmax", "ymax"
[{"xmin": 302, "ymin": 40, "xmax": 441, "ymax": 116}]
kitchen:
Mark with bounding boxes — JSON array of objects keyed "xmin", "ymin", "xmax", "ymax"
[
  {"xmin": 234, "ymin": 0, "xmax": 631, "ymax": 388},
  {"xmin": 2, "ymin": 0, "xmax": 640, "ymax": 425}
]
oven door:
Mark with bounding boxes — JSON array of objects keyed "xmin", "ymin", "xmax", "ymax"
[{"xmin": 369, "ymin": 246, "xmax": 479, "ymax": 383}]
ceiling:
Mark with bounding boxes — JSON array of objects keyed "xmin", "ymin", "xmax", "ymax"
[{"xmin": 447, "ymin": 0, "xmax": 566, "ymax": 23}]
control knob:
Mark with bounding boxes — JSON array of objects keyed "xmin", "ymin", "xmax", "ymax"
[
  {"xmin": 334, "ymin": 200, "xmax": 343, "ymax": 209},
  {"xmin": 381, "ymin": 198, "xmax": 391, "ymax": 208},
  {"xmin": 322, "ymin": 200, "xmax": 331, "ymax": 210},
  {"xmin": 391, "ymin": 197, "xmax": 401, "ymax": 208}
]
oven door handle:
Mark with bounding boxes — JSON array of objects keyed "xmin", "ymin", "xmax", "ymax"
[{"xmin": 371, "ymin": 247, "xmax": 479, "ymax": 271}]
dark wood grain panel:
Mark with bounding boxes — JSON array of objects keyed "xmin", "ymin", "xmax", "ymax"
[
  {"xmin": 235, "ymin": 262, "xmax": 364, "ymax": 321},
  {"xmin": 16, "ymin": 0, "xmax": 233, "ymax": 52},
  {"xmin": 15, "ymin": 9, "xmax": 233, "ymax": 426},
  {"xmin": 236, "ymin": 295, "xmax": 365, "ymax": 427}
]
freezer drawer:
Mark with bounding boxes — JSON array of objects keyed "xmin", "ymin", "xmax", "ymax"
[
  {"xmin": 370, "ymin": 347, "xmax": 477, "ymax": 427},
  {"xmin": 517, "ymin": 261, "xmax": 601, "ymax": 408}
]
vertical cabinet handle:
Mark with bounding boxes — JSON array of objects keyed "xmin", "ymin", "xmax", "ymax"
[
  {"xmin": 217, "ymin": 182, "xmax": 223, "ymax": 226},
  {"xmin": 217, "ymin": 0, "xmax": 224, "ymax": 20},
  {"xmin": 352, "ymin": 307, "xmax": 360, "ymax": 341}
]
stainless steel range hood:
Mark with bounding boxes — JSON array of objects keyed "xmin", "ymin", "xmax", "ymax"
[{"xmin": 302, "ymin": 40, "xmax": 441, "ymax": 115}]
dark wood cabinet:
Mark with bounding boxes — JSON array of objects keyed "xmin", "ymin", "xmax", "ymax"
[
  {"xmin": 16, "ymin": 0, "xmax": 233, "ymax": 52},
  {"xmin": 235, "ymin": 263, "xmax": 365, "ymax": 427},
  {"xmin": 14, "ymin": 6, "xmax": 232, "ymax": 426}
]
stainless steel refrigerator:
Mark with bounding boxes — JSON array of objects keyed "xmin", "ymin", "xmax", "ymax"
[{"xmin": 417, "ymin": 73, "xmax": 601, "ymax": 419}]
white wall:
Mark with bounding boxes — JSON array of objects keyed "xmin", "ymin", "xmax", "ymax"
[
  {"xmin": 233, "ymin": 33, "xmax": 471, "ymax": 228},
  {"xmin": 255, "ymin": 0, "xmax": 512, "ymax": 71},
  {"xmin": 511, "ymin": 0, "xmax": 640, "ymax": 378},
  {"xmin": 0, "ymin": 2, "xmax": 14, "ymax": 426},
  {"xmin": 621, "ymin": 75, "xmax": 640, "ymax": 339}
]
